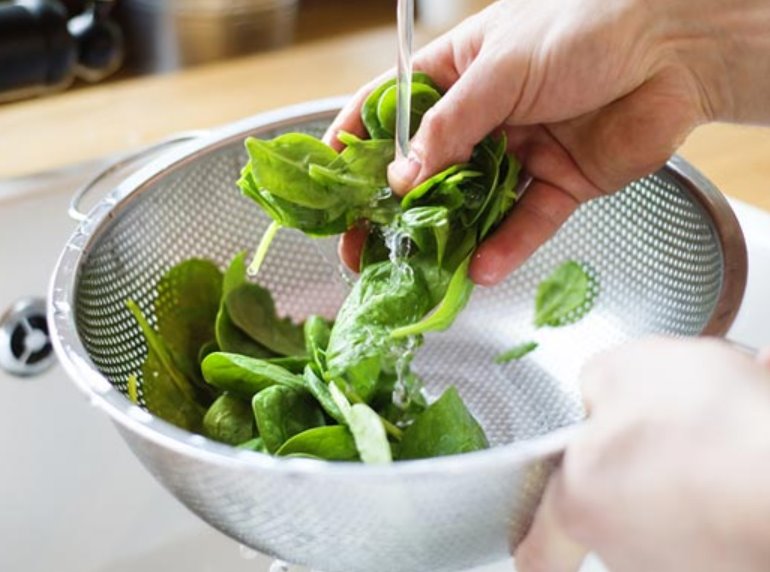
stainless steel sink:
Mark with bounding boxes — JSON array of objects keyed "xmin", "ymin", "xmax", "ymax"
[{"xmin": 1, "ymin": 160, "xmax": 767, "ymax": 572}]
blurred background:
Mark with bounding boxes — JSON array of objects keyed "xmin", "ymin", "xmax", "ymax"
[
  {"xmin": 0, "ymin": 0, "xmax": 493, "ymax": 103},
  {"xmin": 0, "ymin": 0, "xmax": 494, "ymax": 180}
]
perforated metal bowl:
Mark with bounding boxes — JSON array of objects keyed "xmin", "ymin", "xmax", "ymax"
[{"xmin": 49, "ymin": 98, "xmax": 747, "ymax": 572}]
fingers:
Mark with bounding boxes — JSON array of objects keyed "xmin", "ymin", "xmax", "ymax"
[
  {"xmin": 388, "ymin": 53, "xmax": 520, "ymax": 195},
  {"xmin": 469, "ymin": 181, "xmax": 580, "ymax": 286},
  {"xmin": 515, "ymin": 471, "xmax": 589, "ymax": 572},
  {"xmin": 338, "ymin": 225, "xmax": 369, "ymax": 273}
]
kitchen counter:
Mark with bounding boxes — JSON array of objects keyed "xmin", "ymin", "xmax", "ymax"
[{"xmin": 1, "ymin": 25, "xmax": 769, "ymax": 212}]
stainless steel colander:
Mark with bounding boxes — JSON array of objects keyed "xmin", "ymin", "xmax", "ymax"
[{"xmin": 49, "ymin": 98, "xmax": 747, "ymax": 572}]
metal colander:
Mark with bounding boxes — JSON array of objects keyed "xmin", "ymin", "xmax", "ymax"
[{"xmin": 49, "ymin": 98, "xmax": 747, "ymax": 572}]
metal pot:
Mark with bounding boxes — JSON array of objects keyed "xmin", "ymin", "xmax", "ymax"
[{"xmin": 120, "ymin": 0, "xmax": 299, "ymax": 73}]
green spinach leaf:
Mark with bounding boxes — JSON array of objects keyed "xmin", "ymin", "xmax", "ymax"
[
  {"xmin": 398, "ymin": 387, "xmax": 488, "ymax": 460},
  {"xmin": 495, "ymin": 341, "xmax": 539, "ymax": 364},
  {"xmin": 154, "ymin": 259, "xmax": 223, "ymax": 392},
  {"xmin": 534, "ymin": 261, "xmax": 597, "ymax": 327},
  {"xmin": 203, "ymin": 393, "xmax": 256, "ymax": 445},
  {"xmin": 225, "ymin": 282, "xmax": 306, "ymax": 357},
  {"xmin": 201, "ymin": 352, "xmax": 306, "ymax": 396},
  {"xmin": 215, "ymin": 253, "xmax": 275, "ymax": 359},
  {"xmin": 238, "ymin": 437, "xmax": 268, "ymax": 453},
  {"xmin": 126, "ymin": 299, "xmax": 205, "ymax": 432},
  {"xmin": 276, "ymin": 425, "xmax": 359, "ymax": 461},
  {"xmin": 252, "ymin": 385, "xmax": 326, "ymax": 453}
]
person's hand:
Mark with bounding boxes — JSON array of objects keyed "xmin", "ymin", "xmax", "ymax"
[
  {"xmin": 325, "ymin": 0, "xmax": 768, "ymax": 283},
  {"xmin": 515, "ymin": 337, "xmax": 770, "ymax": 572}
]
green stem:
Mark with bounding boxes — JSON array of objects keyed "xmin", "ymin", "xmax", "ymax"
[{"xmin": 248, "ymin": 221, "xmax": 281, "ymax": 277}]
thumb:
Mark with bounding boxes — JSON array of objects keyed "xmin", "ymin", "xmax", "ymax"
[
  {"xmin": 515, "ymin": 470, "xmax": 588, "ymax": 572},
  {"xmin": 388, "ymin": 53, "xmax": 520, "ymax": 195}
]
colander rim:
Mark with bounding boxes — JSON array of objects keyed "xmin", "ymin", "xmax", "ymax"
[{"xmin": 48, "ymin": 97, "xmax": 748, "ymax": 478}]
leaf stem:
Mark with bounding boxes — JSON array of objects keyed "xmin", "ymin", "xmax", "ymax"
[{"xmin": 248, "ymin": 221, "xmax": 281, "ymax": 277}]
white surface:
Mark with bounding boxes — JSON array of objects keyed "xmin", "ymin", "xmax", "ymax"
[{"xmin": 1, "ymin": 170, "xmax": 768, "ymax": 572}]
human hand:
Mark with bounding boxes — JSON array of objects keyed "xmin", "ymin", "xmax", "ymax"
[
  {"xmin": 326, "ymin": 0, "xmax": 768, "ymax": 283},
  {"xmin": 515, "ymin": 337, "xmax": 770, "ymax": 572}
]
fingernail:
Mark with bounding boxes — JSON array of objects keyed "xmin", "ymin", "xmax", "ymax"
[{"xmin": 388, "ymin": 154, "xmax": 422, "ymax": 195}]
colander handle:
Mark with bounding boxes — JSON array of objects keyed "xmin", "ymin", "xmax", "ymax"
[{"xmin": 68, "ymin": 131, "xmax": 208, "ymax": 222}]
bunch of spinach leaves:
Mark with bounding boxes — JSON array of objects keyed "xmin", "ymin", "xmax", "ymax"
[
  {"xmin": 126, "ymin": 74, "xmax": 525, "ymax": 463},
  {"xmin": 127, "ymin": 251, "xmax": 487, "ymax": 462},
  {"xmin": 239, "ymin": 72, "xmax": 521, "ymax": 409}
]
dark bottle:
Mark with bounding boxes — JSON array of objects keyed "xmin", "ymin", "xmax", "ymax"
[{"xmin": 0, "ymin": 0, "xmax": 122, "ymax": 103}]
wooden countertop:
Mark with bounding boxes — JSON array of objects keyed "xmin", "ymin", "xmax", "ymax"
[{"xmin": 1, "ymin": 25, "xmax": 769, "ymax": 212}]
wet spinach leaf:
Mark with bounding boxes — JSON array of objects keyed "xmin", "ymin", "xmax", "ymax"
[
  {"xmin": 303, "ymin": 365, "xmax": 347, "ymax": 424},
  {"xmin": 126, "ymin": 299, "xmax": 205, "ymax": 432},
  {"xmin": 215, "ymin": 253, "xmax": 275, "ymax": 359},
  {"xmin": 304, "ymin": 315, "xmax": 332, "ymax": 372},
  {"xmin": 238, "ymin": 436, "xmax": 268, "ymax": 453},
  {"xmin": 398, "ymin": 387, "xmax": 488, "ymax": 460},
  {"xmin": 154, "ymin": 259, "xmax": 222, "ymax": 392},
  {"xmin": 495, "ymin": 341, "xmax": 539, "ymax": 364},
  {"xmin": 201, "ymin": 352, "xmax": 306, "ymax": 396},
  {"xmin": 534, "ymin": 261, "xmax": 596, "ymax": 327},
  {"xmin": 225, "ymin": 282, "xmax": 306, "ymax": 357},
  {"xmin": 328, "ymin": 382, "xmax": 392, "ymax": 464},
  {"xmin": 276, "ymin": 425, "xmax": 359, "ymax": 461},
  {"xmin": 252, "ymin": 385, "xmax": 326, "ymax": 453},
  {"xmin": 390, "ymin": 257, "xmax": 474, "ymax": 338},
  {"xmin": 203, "ymin": 393, "xmax": 256, "ymax": 445},
  {"xmin": 325, "ymin": 260, "xmax": 432, "ymax": 402}
]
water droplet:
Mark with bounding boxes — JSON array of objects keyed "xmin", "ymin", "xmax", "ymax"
[
  {"xmin": 239, "ymin": 545, "xmax": 259, "ymax": 560},
  {"xmin": 53, "ymin": 300, "xmax": 71, "ymax": 315},
  {"xmin": 268, "ymin": 559, "xmax": 290, "ymax": 572}
]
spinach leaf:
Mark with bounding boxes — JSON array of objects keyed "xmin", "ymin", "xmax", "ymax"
[
  {"xmin": 325, "ymin": 260, "xmax": 431, "ymax": 402},
  {"xmin": 303, "ymin": 315, "xmax": 332, "ymax": 372},
  {"xmin": 398, "ymin": 387, "xmax": 488, "ymax": 460},
  {"xmin": 266, "ymin": 355, "xmax": 309, "ymax": 374},
  {"xmin": 238, "ymin": 437, "xmax": 268, "ymax": 453},
  {"xmin": 215, "ymin": 253, "xmax": 275, "ymax": 359},
  {"xmin": 391, "ymin": 257, "xmax": 474, "ymax": 338},
  {"xmin": 276, "ymin": 425, "xmax": 359, "ymax": 461},
  {"xmin": 245, "ymin": 134, "xmax": 339, "ymax": 209},
  {"xmin": 376, "ymin": 82, "xmax": 441, "ymax": 138},
  {"xmin": 238, "ymin": 163, "xmax": 349, "ymax": 236},
  {"xmin": 495, "ymin": 341, "xmax": 539, "ymax": 364},
  {"xmin": 333, "ymin": 131, "xmax": 394, "ymax": 187},
  {"xmin": 348, "ymin": 404, "xmax": 392, "ymax": 464},
  {"xmin": 201, "ymin": 352, "xmax": 306, "ymax": 396},
  {"xmin": 361, "ymin": 72, "xmax": 440, "ymax": 139},
  {"xmin": 126, "ymin": 299, "xmax": 205, "ymax": 432},
  {"xmin": 225, "ymin": 282, "xmax": 306, "ymax": 357},
  {"xmin": 303, "ymin": 365, "xmax": 347, "ymax": 424},
  {"xmin": 154, "ymin": 259, "xmax": 223, "ymax": 392},
  {"xmin": 534, "ymin": 261, "xmax": 597, "ymax": 327},
  {"xmin": 328, "ymin": 382, "xmax": 392, "ymax": 464},
  {"xmin": 252, "ymin": 385, "xmax": 326, "ymax": 453},
  {"xmin": 203, "ymin": 393, "xmax": 256, "ymax": 445}
]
